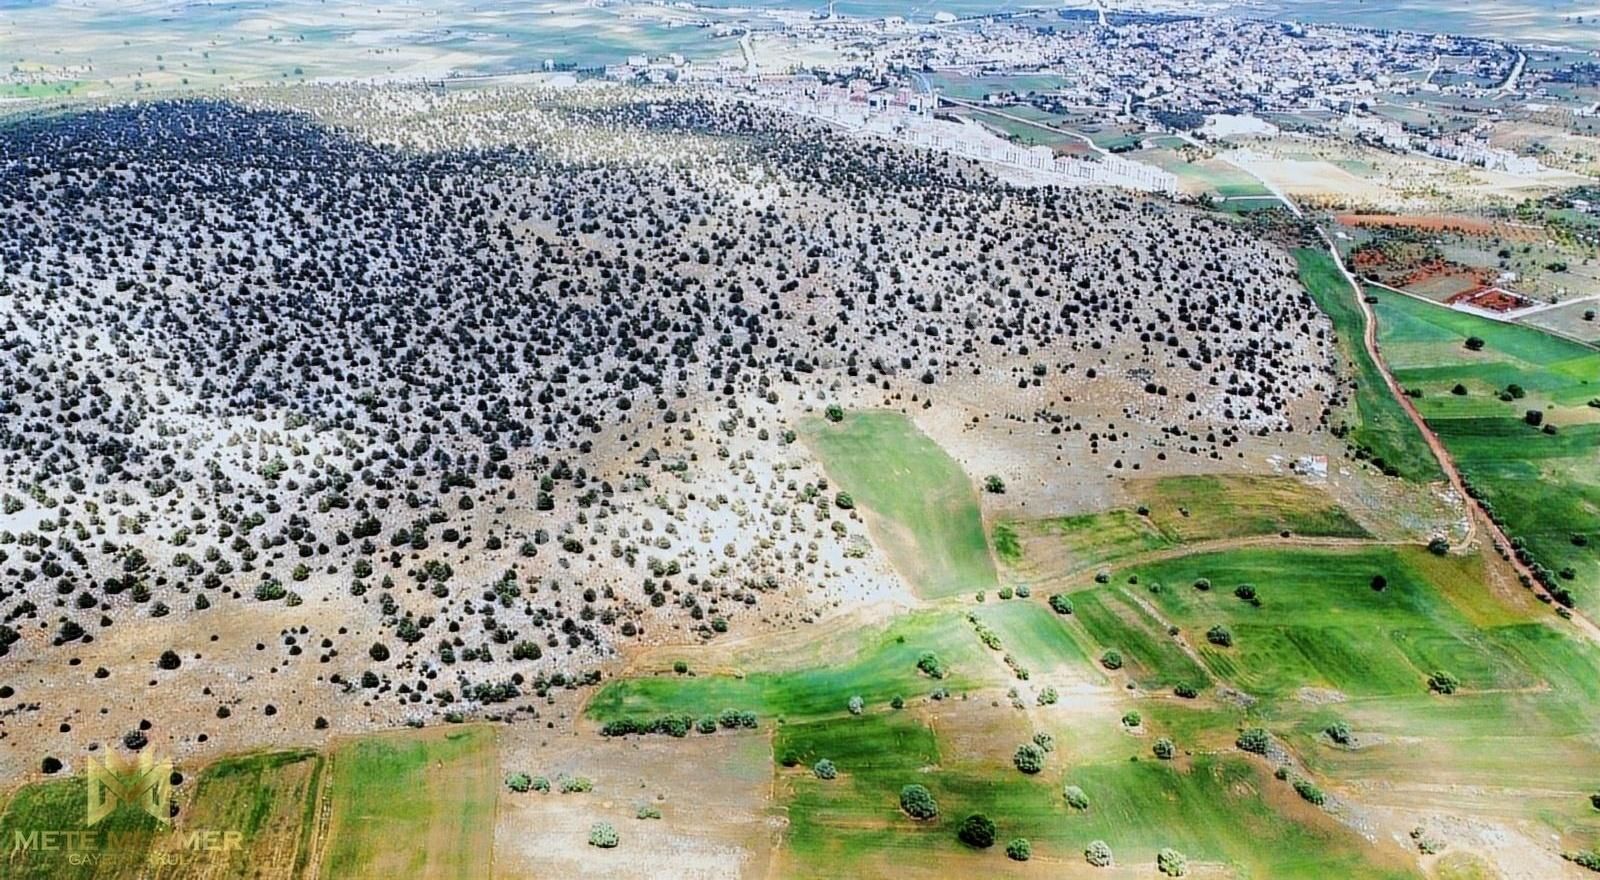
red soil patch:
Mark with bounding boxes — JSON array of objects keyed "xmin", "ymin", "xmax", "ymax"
[
  {"xmin": 1337, "ymin": 214, "xmax": 1543, "ymax": 242},
  {"xmin": 1446, "ymin": 286, "xmax": 1533, "ymax": 313},
  {"xmin": 1395, "ymin": 260, "xmax": 1494, "ymax": 290}
]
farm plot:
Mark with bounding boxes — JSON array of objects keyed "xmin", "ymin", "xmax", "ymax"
[{"xmin": 804, "ymin": 410, "xmax": 997, "ymax": 599}]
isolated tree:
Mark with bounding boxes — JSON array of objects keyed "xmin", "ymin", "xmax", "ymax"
[
  {"xmin": 957, "ymin": 814, "xmax": 996, "ymax": 848},
  {"xmin": 899, "ymin": 784, "xmax": 938, "ymax": 819},
  {"xmin": 1014, "ymin": 742, "xmax": 1046, "ymax": 774},
  {"xmin": 1236, "ymin": 728, "xmax": 1270, "ymax": 755}
]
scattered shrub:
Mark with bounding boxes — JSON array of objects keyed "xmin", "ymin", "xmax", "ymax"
[
  {"xmin": 505, "ymin": 772, "xmax": 533, "ymax": 793},
  {"xmin": 899, "ymin": 784, "xmax": 939, "ymax": 819},
  {"xmin": 1006, "ymin": 838, "xmax": 1032, "ymax": 861},
  {"xmin": 1063, "ymin": 785, "xmax": 1090, "ymax": 810},
  {"xmin": 1428, "ymin": 670, "xmax": 1460, "ymax": 695},
  {"xmin": 1049, "ymin": 593, "xmax": 1073, "ymax": 615},
  {"xmin": 1205, "ymin": 625, "xmax": 1233, "ymax": 647},
  {"xmin": 588, "ymin": 822, "xmax": 618, "ymax": 848},
  {"xmin": 1037, "ymin": 686, "xmax": 1058, "ymax": 706},
  {"xmin": 1324, "ymin": 721, "xmax": 1352, "ymax": 745},
  {"xmin": 1032, "ymin": 731, "xmax": 1055, "ymax": 752},
  {"xmin": 1152, "ymin": 738, "xmax": 1175, "ymax": 760},
  {"xmin": 1236, "ymin": 728, "xmax": 1270, "ymax": 755},
  {"xmin": 916, "ymin": 652, "xmax": 947, "ymax": 679},
  {"xmin": 1014, "ymin": 742, "xmax": 1046, "ymax": 774},
  {"xmin": 1099, "ymin": 650, "xmax": 1123, "ymax": 670},
  {"xmin": 1085, "ymin": 839, "xmax": 1113, "ymax": 867},
  {"xmin": 957, "ymin": 814, "xmax": 996, "ymax": 848},
  {"xmin": 558, "ymin": 775, "xmax": 593, "ymax": 794},
  {"xmin": 1293, "ymin": 778, "xmax": 1326, "ymax": 806},
  {"xmin": 812, "ymin": 759, "xmax": 837, "ymax": 780},
  {"xmin": 847, "ymin": 695, "xmax": 864, "ymax": 715},
  {"xmin": 1157, "ymin": 848, "xmax": 1188, "ymax": 877}
]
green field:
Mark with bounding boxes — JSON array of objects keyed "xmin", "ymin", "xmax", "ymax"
[
  {"xmin": 1100, "ymin": 545, "xmax": 1539, "ymax": 699},
  {"xmin": 1369, "ymin": 287, "xmax": 1600, "ymax": 607},
  {"xmin": 0, "ymin": 749, "xmax": 321, "ymax": 880},
  {"xmin": 804, "ymin": 410, "xmax": 997, "ymax": 598},
  {"xmin": 161, "ymin": 750, "xmax": 323, "ymax": 880},
  {"xmin": 1071, "ymin": 542, "xmax": 1600, "ymax": 840},
  {"xmin": 319, "ymin": 726, "xmax": 497, "ymax": 880},
  {"xmin": 1135, "ymin": 148, "xmax": 1270, "ymax": 198},
  {"xmin": 0, "ymin": 775, "xmax": 160, "ymax": 879},
  {"xmin": 997, "ymin": 474, "xmax": 1368, "ymax": 581},
  {"xmin": 968, "ymin": 600, "xmax": 1095, "ymax": 676},
  {"xmin": 586, "ymin": 610, "xmax": 997, "ymax": 723},
  {"xmin": 920, "ymin": 73, "xmax": 1067, "ymax": 100},
  {"xmin": 772, "ymin": 708, "xmax": 1410, "ymax": 876},
  {"xmin": 1296, "ymin": 248, "xmax": 1444, "ymax": 482}
]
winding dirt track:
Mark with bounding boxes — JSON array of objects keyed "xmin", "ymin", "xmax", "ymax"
[{"xmin": 1318, "ymin": 230, "xmax": 1600, "ymax": 643}]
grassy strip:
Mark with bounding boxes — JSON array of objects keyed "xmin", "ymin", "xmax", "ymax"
[
  {"xmin": 1294, "ymin": 247, "xmax": 1442, "ymax": 481},
  {"xmin": 804, "ymin": 410, "xmax": 996, "ymax": 598}
]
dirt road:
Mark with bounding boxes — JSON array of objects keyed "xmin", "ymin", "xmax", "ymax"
[{"xmin": 1318, "ymin": 230, "xmax": 1600, "ymax": 642}]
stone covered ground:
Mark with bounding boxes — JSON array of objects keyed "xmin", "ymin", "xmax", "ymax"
[{"xmin": 0, "ymin": 84, "xmax": 1358, "ymax": 779}]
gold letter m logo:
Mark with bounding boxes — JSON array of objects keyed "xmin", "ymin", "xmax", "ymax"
[{"xmin": 86, "ymin": 751, "xmax": 172, "ymax": 826}]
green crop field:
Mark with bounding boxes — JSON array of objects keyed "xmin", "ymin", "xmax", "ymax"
[
  {"xmin": 1103, "ymin": 545, "xmax": 1538, "ymax": 699},
  {"xmin": 996, "ymin": 474, "xmax": 1367, "ymax": 582},
  {"xmin": 767, "ymin": 700, "xmax": 1409, "ymax": 877},
  {"xmin": 969, "ymin": 599, "xmax": 1096, "ymax": 677},
  {"xmin": 804, "ymin": 410, "xmax": 997, "ymax": 598},
  {"xmin": 319, "ymin": 725, "xmax": 497, "ymax": 880},
  {"xmin": 1135, "ymin": 149, "xmax": 1270, "ymax": 198},
  {"xmin": 1369, "ymin": 288, "xmax": 1600, "ymax": 608},
  {"xmin": 0, "ymin": 749, "xmax": 321, "ymax": 880},
  {"xmin": 156, "ymin": 750, "xmax": 323, "ymax": 880},
  {"xmin": 1296, "ymin": 248, "xmax": 1443, "ymax": 482},
  {"xmin": 586, "ymin": 610, "xmax": 996, "ymax": 723},
  {"xmin": 0, "ymin": 775, "xmax": 161, "ymax": 879}
]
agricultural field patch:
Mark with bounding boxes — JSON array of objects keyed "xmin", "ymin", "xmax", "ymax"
[
  {"xmin": 1111, "ymin": 545, "xmax": 1540, "ymax": 700},
  {"xmin": 1370, "ymin": 288, "xmax": 1600, "ymax": 608},
  {"xmin": 995, "ymin": 473, "xmax": 1368, "ymax": 584},
  {"xmin": 1295, "ymin": 248, "xmax": 1444, "ymax": 481},
  {"xmin": 585, "ymin": 611, "xmax": 996, "ymax": 724},
  {"xmin": 804, "ymin": 410, "xmax": 997, "ymax": 599},
  {"xmin": 0, "ymin": 749, "xmax": 322, "ymax": 880},
  {"xmin": 318, "ymin": 725, "xmax": 497, "ymax": 880}
]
